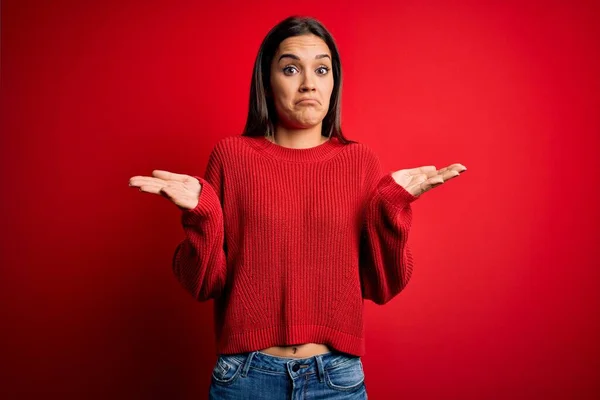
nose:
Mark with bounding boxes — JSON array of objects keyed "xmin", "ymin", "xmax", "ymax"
[{"xmin": 300, "ymin": 72, "xmax": 316, "ymax": 92}]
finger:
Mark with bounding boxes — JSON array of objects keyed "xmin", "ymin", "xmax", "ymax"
[
  {"xmin": 440, "ymin": 170, "xmax": 461, "ymax": 181},
  {"xmin": 439, "ymin": 164, "xmax": 467, "ymax": 180},
  {"xmin": 411, "ymin": 169, "xmax": 439, "ymax": 179},
  {"xmin": 406, "ymin": 166, "xmax": 437, "ymax": 175},
  {"xmin": 152, "ymin": 170, "xmax": 190, "ymax": 182},
  {"xmin": 129, "ymin": 176, "xmax": 167, "ymax": 187},
  {"xmin": 425, "ymin": 169, "xmax": 440, "ymax": 179},
  {"xmin": 426, "ymin": 166, "xmax": 464, "ymax": 184},
  {"xmin": 420, "ymin": 176, "xmax": 444, "ymax": 192},
  {"xmin": 138, "ymin": 184, "xmax": 166, "ymax": 194},
  {"xmin": 452, "ymin": 163, "xmax": 467, "ymax": 172},
  {"xmin": 438, "ymin": 163, "xmax": 467, "ymax": 174},
  {"xmin": 139, "ymin": 181, "xmax": 188, "ymax": 195}
]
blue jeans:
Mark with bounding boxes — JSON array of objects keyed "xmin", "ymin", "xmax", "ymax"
[{"xmin": 209, "ymin": 350, "xmax": 368, "ymax": 399}]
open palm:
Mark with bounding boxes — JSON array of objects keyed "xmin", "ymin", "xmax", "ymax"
[
  {"xmin": 128, "ymin": 170, "xmax": 201, "ymax": 211},
  {"xmin": 391, "ymin": 163, "xmax": 467, "ymax": 197}
]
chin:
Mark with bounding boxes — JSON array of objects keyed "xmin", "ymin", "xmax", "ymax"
[
  {"xmin": 294, "ymin": 120, "xmax": 324, "ymax": 129},
  {"xmin": 294, "ymin": 115, "xmax": 327, "ymax": 127}
]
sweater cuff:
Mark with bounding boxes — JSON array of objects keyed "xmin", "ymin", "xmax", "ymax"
[
  {"xmin": 377, "ymin": 174, "xmax": 419, "ymax": 209},
  {"xmin": 181, "ymin": 175, "xmax": 222, "ymax": 227}
]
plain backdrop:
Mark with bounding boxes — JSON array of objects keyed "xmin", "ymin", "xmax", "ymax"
[{"xmin": 1, "ymin": 0, "xmax": 599, "ymax": 399}]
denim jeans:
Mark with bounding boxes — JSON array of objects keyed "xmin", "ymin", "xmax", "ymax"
[{"xmin": 209, "ymin": 350, "xmax": 368, "ymax": 399}]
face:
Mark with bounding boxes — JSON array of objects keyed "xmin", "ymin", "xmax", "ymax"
[{"xmin": 269, "ymin": 34, "xmax": 334, "ymax": 130}]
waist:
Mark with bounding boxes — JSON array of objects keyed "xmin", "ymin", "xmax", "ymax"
[{"xmin": 258, "ymin": 343, "xmax": 331, "ymax": 358}]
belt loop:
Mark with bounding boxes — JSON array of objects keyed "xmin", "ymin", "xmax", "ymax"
[
  {"xmin": 241, "ymin": 351, "xmax": 256, "ymax": 377},
  {"xmin": 315, "ymin": 354, "xmax": 325, "ymax": 383}
]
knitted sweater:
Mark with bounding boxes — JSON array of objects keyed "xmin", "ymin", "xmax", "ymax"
[{"xmin": 172, "ymin": 134, "xmax": 419, "ymax": 356}]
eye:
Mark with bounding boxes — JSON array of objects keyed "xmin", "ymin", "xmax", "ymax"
[
  {"xmin": 316, "ymin": 66, "xmax": 330, "ymax": 75},
  {"xmin": 283, "ymin": 66, "xmax": 299, "ymax": 75}
]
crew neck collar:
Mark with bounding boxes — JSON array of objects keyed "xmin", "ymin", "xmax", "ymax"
[{"xmin": 246, "ymin": 135, "xmax": 344, "ymax": 162}]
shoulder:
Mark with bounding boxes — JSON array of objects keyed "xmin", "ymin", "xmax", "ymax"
[
  {"xmin": 343, "ymin": 140, "xmax": 381, "ymax": 167},
  {"xmin": 208, "ymin": 134, "xmax": 248, "ymax": 158},
  {"xmin": 212, "ymin": 134, "xmax": 240, "ymax": 150},
  {"xmin": 214, "ymin": 134, "xmax": 266, "ymax": 150},
  {"xmin": 350, "ymin": 141, "xmax": 376, "ymax": 155}
]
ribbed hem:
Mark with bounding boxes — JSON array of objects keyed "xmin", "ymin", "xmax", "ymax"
[
  {"xmin": 215, "ymin": 324, "xmax": 366, "ymax": 357},
  {"xmin": 244, "ymin": 135, "xmax": 345, "ymax": 163}
]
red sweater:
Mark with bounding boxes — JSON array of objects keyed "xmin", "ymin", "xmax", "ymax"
[{"xmin": 172, "ymin": 135, "xmax": 419, "ymax": 356}]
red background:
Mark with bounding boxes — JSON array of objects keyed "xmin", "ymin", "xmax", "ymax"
[{"xmin": 2, "ymin": 0, "xmax": 599, "ymax": 398}]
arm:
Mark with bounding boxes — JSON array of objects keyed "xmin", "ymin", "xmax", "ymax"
[
  {"xmin": 172, "ymin": 143, "xmax": 227, "ymax": 301},
  {"xmin": 359, "ymin": 151, "xmax": 419, "ymax": 305}
]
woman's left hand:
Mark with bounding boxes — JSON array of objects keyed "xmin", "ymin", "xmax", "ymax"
[{"xmin": 391, "ymin": 163, "xmax": 467, "ymax": 197}]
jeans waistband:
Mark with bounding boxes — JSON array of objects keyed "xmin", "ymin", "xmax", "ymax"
[{"xmin": 221, "ymin": 350, "xmax": 361, "ymax": 380}]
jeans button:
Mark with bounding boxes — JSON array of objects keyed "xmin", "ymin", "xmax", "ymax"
[{"xmin": 292, "ymin": 363, "xmax": 300, "ymax": 372}]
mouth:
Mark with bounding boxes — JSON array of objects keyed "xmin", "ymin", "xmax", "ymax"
[{"xmin": 297, "ymin": 99, "xmax": 320, "ymax": 105}]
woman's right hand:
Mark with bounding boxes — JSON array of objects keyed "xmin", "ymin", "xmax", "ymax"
[{"xmin": 129, "ymin": 170, "xmax": 201, "ymax": 211}]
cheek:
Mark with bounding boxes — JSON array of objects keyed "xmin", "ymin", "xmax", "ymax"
[
  {"xmin": 274, "ymin": 95, "xmax": 294, "ymax": 116},
  {"xmin": 321, "ymin": 80, "xmax": 334, "ymax": 104},
  {"xmin": 272, "ymin": 87, "xmax": 294, "ymax": 109}
]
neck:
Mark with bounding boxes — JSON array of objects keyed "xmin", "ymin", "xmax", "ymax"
[{"xmin": 269, "ymin": 123, "xmax": 328, "ymax": 149}]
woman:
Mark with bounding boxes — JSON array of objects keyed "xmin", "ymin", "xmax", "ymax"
[{"xmin": 129, "ymin": 16, "xmax": 466, "ymax": 399}]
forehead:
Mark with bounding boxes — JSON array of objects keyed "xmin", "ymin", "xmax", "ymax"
[{"xmin": 275, "ymin": 34, "xmax": 331, "ymax": 58}]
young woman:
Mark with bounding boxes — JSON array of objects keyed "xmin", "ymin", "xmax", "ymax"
[{"xmin": 129, "ymin": 15, "xmax": 466, "ymax": 399}]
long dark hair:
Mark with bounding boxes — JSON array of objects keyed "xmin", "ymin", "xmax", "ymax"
[{"xmin": 241, "ymin": 16, "xmax": 356, "ymax": 144}]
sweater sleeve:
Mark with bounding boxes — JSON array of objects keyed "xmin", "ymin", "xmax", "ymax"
[
  {"xmin": 172, "ymin": 142, "xmax": 227, "ymax": 302},
  {"xmin": 359, "ymin": 150, "xmax": 420, "ymax": 305}
]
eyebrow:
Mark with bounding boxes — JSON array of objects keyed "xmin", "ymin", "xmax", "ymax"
[{"xmin": 277, "ymin": 53, "xmax": 331, "ymax": 62}]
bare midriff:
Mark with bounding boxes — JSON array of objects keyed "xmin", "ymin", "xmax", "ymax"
[{"xmin": 258, "ymin": 343, "xmax": 331, "ymax": 358}]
